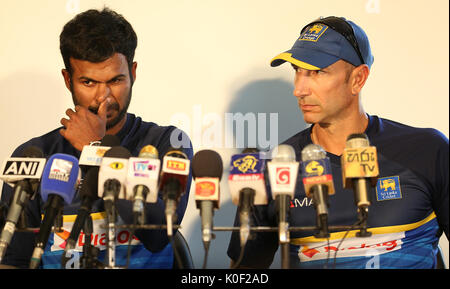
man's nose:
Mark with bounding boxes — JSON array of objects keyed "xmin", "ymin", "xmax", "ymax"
[
  {"xmin": 293, "ymin": 71, "xmax": 311, "ymax": 99},
  {"xmin": 95, "ymin": 82, "xmax": 111, "ymax": 104}
]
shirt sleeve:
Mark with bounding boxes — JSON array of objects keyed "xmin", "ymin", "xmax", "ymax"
[{"xmin": 430, "ymin": 130, "xmax": 449, "ymax": 239}]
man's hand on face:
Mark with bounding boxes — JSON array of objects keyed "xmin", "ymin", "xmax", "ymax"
[{"xmin": 59, "ymin": 99, "xmax": 109, "ymax": 151}]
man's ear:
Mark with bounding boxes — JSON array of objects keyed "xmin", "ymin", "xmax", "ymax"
[
  {"xmin": 61, "ymin": 69, "xmax": 72, "ymax": 91},
  {"xmin": 130, "ymin": 61, "xmax": 137, "ymax": 83},
  {"xmin": 351, "ymin": 64, "xmax": 369, "ymax": 95}
]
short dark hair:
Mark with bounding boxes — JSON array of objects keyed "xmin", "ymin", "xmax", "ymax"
[{"xmin": 60, "ymin": 7, "xmax": 137, "ymax": 73}]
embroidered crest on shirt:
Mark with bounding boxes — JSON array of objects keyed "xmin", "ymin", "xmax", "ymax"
[{"xmin": 376, "ymin": 176, "xmax": 402, "ymax": 201}]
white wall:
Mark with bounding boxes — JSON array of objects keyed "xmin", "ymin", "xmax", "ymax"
[{"xmin": 0, "ymin": 0, "xmax": 448, "ymax": 268}]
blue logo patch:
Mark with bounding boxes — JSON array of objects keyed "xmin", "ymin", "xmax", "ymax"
[
  {"xmin": 299, "ymin": 24, "xmax": 328, "ymax": 42},
  {"xmin": 376, "ymin": 176, "xmax": 402, "ymax": 201}
]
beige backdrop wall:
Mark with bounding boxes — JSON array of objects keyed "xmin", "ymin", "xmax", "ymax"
[{"xmin": 0, "ymin": 0, "xmax": 448, "ymax": 268}]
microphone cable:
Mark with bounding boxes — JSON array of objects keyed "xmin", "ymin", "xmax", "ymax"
[
  {"xmin": 124, "ymin": 210, "xmax": 185, "ymax": 269},
  {"xmin": 125, "ymin": 213, "xmax": 138, "ymax": 269},
  {"xmin": 201, "ymin": 241, "xmax": 210, "ymax": 269},
  {"xmin": 170, "ymin": 233, "xmax": 183, "ymax": 269},
  {"xmin": 324, "ymin": 237, "xmax": 330, "ymax": 269},
  {"xmin": 230, "ymin": 243, "xmax": 246, "ymax": 269},
  {"xmin": 331, "ymin": 218, "xmax": 363, "ymax": 269}
]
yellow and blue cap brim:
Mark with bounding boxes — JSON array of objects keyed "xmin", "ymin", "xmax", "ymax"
[{"xmin": 270, "ymin": 52, "xmax": 321, "ymax": 70}]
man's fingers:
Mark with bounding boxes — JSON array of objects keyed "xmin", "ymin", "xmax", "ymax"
[
  {"xmin": 59, "ymin": 128, "xmax": 66, "ymax": 137},
  {"xmin": 60, "ymin": 117, "xmax": 69, "ymax": 127},
  {"xmin": 98, "ymin": 98, "xmax": 109, "ymax": 120},
  {"xmin": 65, "ymin": 108, "xmax": 76, "ymax": 118}
]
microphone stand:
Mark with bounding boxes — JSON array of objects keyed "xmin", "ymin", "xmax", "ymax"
[
  {"xmin": 356, "ymin": 207, "xmax": 371, "ymax": 237},
  {"xmin": 310, "ymin": 185, "xmax": 330, "ymax": 238},
  {"xmin": 352, "ymin": 178, "xmax": 372, "ymax": 238},
  {"xmin": 103, "ymin": 179, "xmax": 121, "ymax": 269},
  {"xmin": 80, "ymin": 215, "xmax": 104, "ymax": 269},
  {"xmin": 238, "ymin": 188, "xmax": 255, "ymax": 248},
  {"xmin": 105, "ymin": 204, "xmax": 118, "ymax": 269},
  {"xmin": 275, "ymin": 194, "xmax": 291, "ymax": 269}
]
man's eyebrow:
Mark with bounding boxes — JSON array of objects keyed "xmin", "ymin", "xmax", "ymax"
[
  {"xmin": 107, "ymin": 74, "xmax": 127, "ymax": 82},
  {"xmin": 78, "ymin": 74, "xmax": 127, "ymax": 83},
  {"xmin": 78, "ymin": 76, "xmax": 98, "ymax": 83}
]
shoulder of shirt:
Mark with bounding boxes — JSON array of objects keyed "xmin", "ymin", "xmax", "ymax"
[
  {"xmin": 128, "ymin": 114, "xmax": 193, "ymax": 159},
  {"xmin": 282, "ymin": 126, "xmax": 311, "ymax": 146},
  {"xmin": 10, "ymin": 127, "xmax": 68, "ymax": 157},
  {"xmin": 371, "ymin": 115, "xmax": 448, "ymax": 149},
  {"xmin": 127, "ymin": 113, "xmax": 181, "ymax": 136}
]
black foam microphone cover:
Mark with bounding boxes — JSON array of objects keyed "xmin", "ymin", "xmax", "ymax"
[
  {"xmin": 103, "ymin": 146, "xmax": 131, "ymax": 159},
  {"xmin": 192, "ymin": 150, "xmax": 223, "ymax": 179},
  {"xmin": 101, "ymin": 135, "xmax": 121, "ymax": 147},
  {"xmin": 22, "ymin": 146, "xmax": 44, "ymax": 158}
]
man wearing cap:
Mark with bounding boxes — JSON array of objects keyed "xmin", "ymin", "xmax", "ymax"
[{"xmin": 227, "ymin": 16, "xmax": 448, "ymax": 269}]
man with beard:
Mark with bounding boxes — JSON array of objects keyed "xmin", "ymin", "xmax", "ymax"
[{"xmin": 0, "ymin": 8, "xmax": 193, "ymax": 269}]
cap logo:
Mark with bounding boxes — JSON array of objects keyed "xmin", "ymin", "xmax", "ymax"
[{"xmin": 299, "ymin": 24, "xmax": 328, "ymax": 42}]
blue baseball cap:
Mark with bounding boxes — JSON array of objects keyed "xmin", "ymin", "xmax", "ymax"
[{"xmin": 270, "ymin": 16, "xmax": 374, "ymax": 70}]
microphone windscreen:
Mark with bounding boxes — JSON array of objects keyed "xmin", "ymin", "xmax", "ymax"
[
  {"xmin": 271, "ymin": 144, "xmax": 296, "ymax": 162},
  {"xmin": 346, "ymin": 133, "xmax": 370, "ymax": 148},
  {"xmin": 103, "ymin": 146, "xmax": 131, "ymax": 159},
  {"xmin": 22, "ymin": 146, "xmax": 44, "ymax": 158},
  {"xmin": 40, "ymin": 154, "xmax": 79, "ymax": 204},
  {"xmin": 79, "ymin": 166, "xmax": 99, "ymax": 198},
  {"xmin": 101, "ymin": 135, "xmax": 121, "ymax": 147},
  {"xmin": 165, "ymin": 147, "xmax": 188, "ymax": 159},
  {"xmin": 242, "ymin": 148, "xmax": 259, "ymax": 154},
  {"xmin": 192, "ymin": 150, "xmax": 223, "ymax": 179},
  {"xmin": 301, "ymin": 144, "xmax": 327, "ymax": 161},
  {"xmin": 347, "ymin": 133, "xmax": 368, "ymax": 141},
  {"xmin": 139, "ymin": 145, "xmax": 159, "ymax": 159}
]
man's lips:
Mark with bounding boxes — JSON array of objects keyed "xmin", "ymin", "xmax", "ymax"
[{"xmin": 300, "ymin": 104, "xmax": 318, "ymax": 111}]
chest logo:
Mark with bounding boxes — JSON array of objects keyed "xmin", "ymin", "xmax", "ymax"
[{"xmin": 376, "ymin": 176, "xmax": 402, "ymax": 201}]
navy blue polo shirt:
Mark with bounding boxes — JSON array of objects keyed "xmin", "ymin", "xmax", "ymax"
[
  {"xmin": 227, "ymin": 114, "xmax": 448, "ymax": 268},
  {"xmin": 1, "ymin": 113, "xmax": 193, "ymax": 268}
]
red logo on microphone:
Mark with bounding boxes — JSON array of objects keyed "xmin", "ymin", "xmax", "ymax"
[
  {"xmin": 195, "ymin": 181, "xmax": 216, "ymax": 197},
  {"xmin": 276, "ymin": 167, "xmax": 290, "ymax": 185}
]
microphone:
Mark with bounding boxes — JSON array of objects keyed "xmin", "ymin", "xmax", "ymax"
[
  {"xmin": 228, "ymin": 149, "xmax": 267, "ymax": 247},
  {"xmin": 79, "ymin": 134, "xmax": 121, "ymax": 167},
  {"xmin": 0, "ymin": 147, "xmax": 46, "ymax": 186},
  {"xmin": 98, "ymin": 146, "xmax": 131, "ymax": 268},
  {"xmin": 192, "ymin": 150, "xmax": 223, "ymax": 250},
  {"xmin": 268, "ymin": 145, "xmax": 299, "ymax": 241},
  {"xmin": 301, "ymin": 144, "xmax": 335, "ymax": 238},
  {"xmin": 29, "ymin": 153, "xmax": 80, "ymax": 269},
  {"xmin": 341, "ymin": 133, "xmax": 379, "ymax": 237},
  {"xmin": 267, "ymin": 144, "xmax": 299, "ymax": 268},
  {"xmin": 126, "ymin": 145, "xmax": 160, "ymax": 225},
  {"xmin": 63, "ymin": 135, "xmax": 120, "ymax": 263},
  {"xmin": 98, "ymin": 146, "xmax": 131, "ymax": 201},
  {"xmin": 159, "ymin": 148, "xmax": 190, "ymax": 238},
  {"xmin": 0, "ymin": 146, "xmax": 46, "ymax": 263}
]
